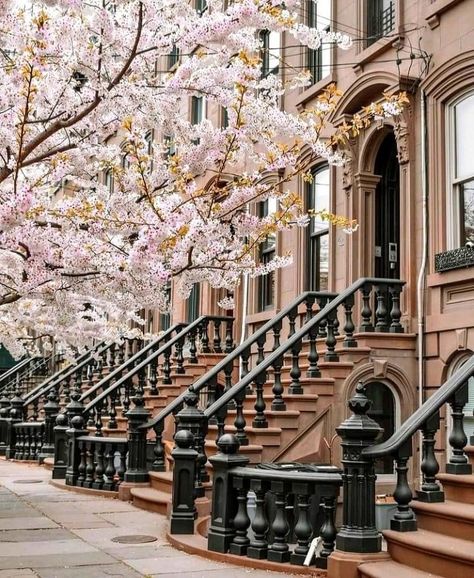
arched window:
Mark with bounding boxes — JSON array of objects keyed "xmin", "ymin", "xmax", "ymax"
[
  {"xmin": 307, "ymin": 165, "xmax": 330, "ymax": 291},
  {"xmin": 366, "ymin": 381, "xmax": 397, "ymax": 474},
  {"xmin": 447, "ymin": 91, "xmax": 474, "ymax": 248}
]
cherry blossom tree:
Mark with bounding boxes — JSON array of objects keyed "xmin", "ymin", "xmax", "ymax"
[{"xmin": 0, "ymin": 0, "xmax": 407, "ymax": 355}]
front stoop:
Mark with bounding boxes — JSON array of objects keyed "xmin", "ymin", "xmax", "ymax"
[
  {"xmin": 358, "ymin": 560, "xmax": 443, "ymax": 578},
  {"xmin": 326, "ymin": 550, "xmax": 390, "ymax": 578}
]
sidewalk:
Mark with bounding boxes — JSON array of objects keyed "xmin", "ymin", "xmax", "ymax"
[{"xmin": 0, "ymin": 460, "xmax": 289, "ymax": 578}]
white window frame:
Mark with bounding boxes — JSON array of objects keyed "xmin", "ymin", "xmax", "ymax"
[{"xmin": 446, "ymin": 89, "xmax": 474, "ymax": 249}]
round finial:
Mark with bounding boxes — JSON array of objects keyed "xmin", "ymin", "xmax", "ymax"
[
  {"xmin": 217, "ymin": 433, "xmax": 240, "ymax": 455},
  {"xmin": 348, "ymin": 381, "xmax": 372, "ymax": 415},
  {"xmin": 174, "ymin": 428, "xmax": 195, "ymax": 449},
  {"xmin": 183, "ymin": 387, "xmax": 198, "ymax": 408},
  {"xmin": 70, "ymin": 415, "xmax": 84, "ymax": 429},
  {"xmin": 55, "ymin": 412, "xmax": 68, "ymax": 427}
]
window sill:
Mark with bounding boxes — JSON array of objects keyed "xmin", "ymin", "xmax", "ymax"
[
  {"xmin": 424, "ymin": 0, "xmax": 464, "ymax": 29},
  {"xmin": 294, "ymin": 73, "xmax": 336, "ymax": 109},
  {"xmin": 353, "ymin": 34, "xmax": 403, "ymax": 73},
  {"xmin": 434, "ymin": 247, "xmax": 474, "ymax": 273}
]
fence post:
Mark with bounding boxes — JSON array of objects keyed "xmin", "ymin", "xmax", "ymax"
[
  {"xmin": 52, "ymin": 412, "xmax": 69, "ymax": 479},
  {"xmin": 335, "ymin": 382, "xmax": 383, "ymax": 553},
  {"xmin": 170, "ymin": 429, "xmax": 198, "ymax": 535},
  {"xmin": 38, "ymin": 390, "xmax": 60, "ymax": 463},
  {"xmin": 124, "ymin": 382, "xmax": 150, "ymax": 484},
  {"xmin": 208, "ymin": 433, "xmax": 249, "ymax": 553}
]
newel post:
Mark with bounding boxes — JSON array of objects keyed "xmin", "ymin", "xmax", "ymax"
[
  {"xmin": 52, "ymin": 412, "xmax": 69, "ymax": 479},
  {"xmin": 335, "ymin": 382, "xmax": 383, "ymax": 553},
  {"xmin": 124, "ymin": 386, "xmax": 150, "ymax": 484},
  {"xmin": 170, "ymin": 429, "xmax": 198, "ymax": 535},
  {"xmin": 64, "ymin": 390, "xmax": 88, "ymax": 486},
  {"xmin": 5, "ymin": 390, "xmax": 25, "ymax": 459},
  {"xmin": 38, "ymin": 389, "xmax": 60, "ymax": 463},
  {"xmin": 208, "ymin": 433, "xmax": 249, "ymax": 553}
]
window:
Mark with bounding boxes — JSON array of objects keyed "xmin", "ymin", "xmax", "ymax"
[
  {"xmin": 448, "ymin": 92, "xmax": 474, "ymax": 248},
  {"xmin": 191, "ymin": 96, "xmax": 204, "ymax": 144},
  {"xmin": 257, "ymin": 198, "xmax": 277, "ymax": 311},
  {"xmin": 366, "ymin": 0, "xmax": 394, "ymax": 46},
  {"xmin": 366, "ymin": 382, "xmax": 396, "ymax": 475},
  {"xmin": 163, "ymin": 134, "xmax": 176, "ymax": 158},
  {"xmin": 145, "ymin": 131, "xmax": 154, "ymax": 172},
  {"xmin": 104, "ymin": 169, "xmax": 114, "ymax": 194},
  {"xmin": 168, "ymin": 45, "xmax": 180, "ymax": 69},
  {"xmin": 307, "ymin": 166, "xmax": 330, "ymax": 291},
  {"xmin": 159, "ymin": 283, "xmax": 171, "ymax": 331},
  {"xmin": 306, "ymin": 0, "xmax": 331, "ymax": 84},
  {"xmin": 195, "ymin": 0, "xmax": 208, "ymax": 15},
  {"xmin": 221, "ymin": 107, "xmax": 229, "ymax": 129},
  {"xmin": 186, "ymin": 284, "xmax": 200, "ymax": 322},
  {"xmin": 260, "ymin": 30, "xmax": 280, "ymax": 78}
]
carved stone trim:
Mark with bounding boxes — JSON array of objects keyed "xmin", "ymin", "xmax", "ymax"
[{"xmin": 435, "ymin": 247, "xmax": 474, "ymax": 272}]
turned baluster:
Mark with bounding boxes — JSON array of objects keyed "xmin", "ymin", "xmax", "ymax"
[
  {"xmin": 152, "ymin": 422, "xmax": 165, "ymax": 471},
  {"xmin": 247, "ymin": 481, "xmax": 269, "ymax": 559},
  {"xmin": 234, "ymin": 388, "xmax": 248, "ymax": 446},
  {"xmin": 137, "ymin": 363, "xmax": 146, "ymax": 397},
  {"xmin": 117, "ymin": 445, "xmax": 126, "ymax": 483},
  {"xmin": 253, "ymin": 371, "xmax": 268, "ymax": 428},
  {"xmin": 271, "ymin": 322, "xmax": 286, "ymax": 411},
  {"xmin": 94, "ymin": 398, "xmax": 104, "ymax": 437},
  {"xmin": 317, "ymin": 296, "xmax": 328, "ymax": 337},
  {"xmin": 307, "ymin": 302, "xmax": 321, "ymax": 376},
  {"xmin": 200, "ymin": 320, "xmax": 210, "ymax": 353},
  {"xmin": 108, "ymin": 390, "xmax": 118, "ymax": 429},
  {"xmin": 175, "ymin": 336, "xmax": 185, "ymax": 374},
  {"xmin": 148, "ymin": 357, "xmax": 159, "ymax": 396},
  {"xmin": 103, "ymin": 444, "xmax": 116, "ymax": 490},
  {"xmin": 417, "ymin": 411, "xmax": 444, "ymax": 502},
  {"xmin": 229, "ymin": 477, "xmax": 251, "ymax": 555},
  {"xmin": 162, "ymin": 346, "xmax": 172, "ymax": 385},
  {"xmin": 117, "ymin": 341, "xmax": 125, "ymax": 367},
  {"xmin": 188, "ymin": 328, "xmax": 198, "ymax": 363},
  {"xmin": 391, "ymin": 441, "xmax": 417, "ymax": 531},
  {"xmin": 375, "ymin": 285, "xmax": 389, "ymax": 332},
  {"xmin": 360, "ymin": 284, "xmax": 374, "ymax": 332},
  {"xmin": 447, "ymin": 382, "xmax": 472, "ymax": 474},
  {"xmin": 77, "ymin": 442, "xmax": 87, "ymax": 486},
  {"xmin": 289, "ymin": 337, "xmax": 303, "ymax": 394},
  {"xmin": 108, "ymin": 342, "xmax": 116, "ymax": 371},
  {"xmin": 122, "ymin": 376, "xmax": 132, "ymax": 416},
  {"xmin": 343, "ymin": 294, "xmax": 357, "ymax": 348},
  {"xmin": 225, "ymin": 319, "xmax": 234, "ymax": 353},
  {"xmin": 215, "ymin": 389, "xmax": 227, "ymax": 441},
  {"xmin": 324, "ymin": 308, "xmax": 339, "ymax": 361},
  {"xmin": 267, "ymin": 480, "xmax": 290, "ymax": 562},
  {"xmin": 92, "ymin": 443, "xmax": 105, "ymax": 489},
  {"xmin": 290, "ymin": 483, "xmax": 313, "ymax": 565},
  {"xmin": 389, "ymin": 285, "xmax": 404, "ymax": 333},
  {"xmin": 316, "ymin": 493, "xmax": 338, "ymax": 569},
  {"xmin": 213, "ymin": 319, "xmax": 222, "ymax": 353},
  {"xmin": 83, "ymin": 442, "xmax": 95, "ymax": 488},
  {"xmin": 62, "ymin": 373, "xmax": 72, "ymax": 404},
  {"xmin": 31, "ymin": 397, "xmax": 40, "ymax": 422}
]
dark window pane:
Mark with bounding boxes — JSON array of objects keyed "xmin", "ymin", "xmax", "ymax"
[
  {"xmin": 367, "ymin": 0, "xmax": 394, "ymax": 46},
  {"xmin": 462, "ymin": 179, "xmax": 474, "ymax": 244}
]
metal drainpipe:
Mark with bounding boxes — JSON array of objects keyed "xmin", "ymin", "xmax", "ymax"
[
  {"xmin": 417, "ymin": 89, "xmax": 429, "ymax": 413},
  {"xmin": 239, "ymin": 272, "xmax": 249, "ymax": 380}
]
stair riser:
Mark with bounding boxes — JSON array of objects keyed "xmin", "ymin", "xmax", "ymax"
[
  {"xmin": 388, "ymin": 539, "xmax": 474, "ymax": 578},
  {"xmin": 415, "ymin": 510, "xmax": 474, "ymax": 541},
  {"xmin": 132, "ymin": 495, "xmax": 169, "ymax": 516},
  {"xmin": 442, "ymin": 482, "xmax": 474, "ymax": 503}
]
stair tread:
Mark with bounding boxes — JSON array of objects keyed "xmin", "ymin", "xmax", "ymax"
[
  {"xmin": 384, "ymin": 528, "xmax": 474, "ymax": 564},
  {"xmin": 149, "ymin": 471, "xmax": 172, "ymax": 482},
  {"xmin": 130, "ymin": 486, "xmax": 171, "ymax": 503},
  {"xmin": 413, "ymin": 498, "xmax": 474, "ymax": 522},
  {"xmin": 359, "ymin": 560, "xmax": 443, "ymax": 578},
  {"xmin": 437, "ymin": 473, "xmax": 474, "ymax": 485}
]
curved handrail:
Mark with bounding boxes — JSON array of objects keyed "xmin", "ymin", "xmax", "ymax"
[
  {"xmin": 364, "ymin": 354, "xmax": 474, "ymax": 458},
  {"xmin": 24, "ymin": 341, "xmax": 115, "ymax": 407},
  {"xmin": 203, "ymin": 277, "xmax": 405, "ymax": 421},
  {"xmin": 79, "ymin": 323, "xmax": 187, "ymax": 405},
  {"xmin": 141, "ymin": 290, "xmax": 339, "ymax": 430},
  {"xmin": 83, "ymin": 315, "xmax": 233, "ymax": 416}
]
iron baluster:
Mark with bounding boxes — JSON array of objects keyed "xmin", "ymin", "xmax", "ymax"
[
  {"xmin": 417, "ymin": 411, "xmax": 444, "ymax": 502},
  {"xmin": 391, "ymin": 441, "xmax": 417, "ymax": 531},
  {"xmin": 324, "ymin": 308, "xmax": 339, "ymax": 361},
  {"xmin": 316, "ymin": 494, "xmax": 338, "ymax": 569},
  {"xmin": 447, "ymin": 382, "xmax": 472, "ymax": 475},
  {"xmin": 267, "ymin": 481, "xmax": 290, "ymax": 563},
  {"xmin": 213, "ymin": 319, "xmax": 222, "ymax": 353},
  {"xmin": 360, "ymin": 284, "xmax": 374, "ymax": 332},
  {"xmin": 389, "ymin": 284, "xmax": 403, "ymax": 333},
  {"xmin": 290, "ymin": 483, "xmax": 313, "ymax": 565},
  {"xmin": 229, "ymin": 477, "xmax": 251, "ymax": 555},
  {"xmin": 288, "ymin": 337, "xmax": 303, "ymax": 394},
  {"xmin": 343, "ymin": 294, "xmax": 357, "ymax": 347},
  {"xmin": 247, "ymin": 480, "xmax": 269, "ymax": 560},
  {"xmin": 152, "ymin": 422, "xmax": 165, "ymax": 472},
  {"xmin": 375, "ymin": 285, "xmax": 389, "ymax": 332}
]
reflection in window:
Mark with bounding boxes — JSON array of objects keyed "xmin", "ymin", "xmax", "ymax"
[
  {"xmin": 449, "ymin": 92, "xmax": 474, "ymax": 247},
  {"xmin": 306, "ymin": 0, "xmax": 331, "ymax": 84},
  {"xmin": 168, "ymin": 45, "xmax": 180, "ymax": 69},
  {"xmin": 258, "ymin": 198, "xmax": 277, "ymax": 311},
  {"xmin": 307, "ymin": 166, "xmax": 329, "ymax": 291},
  {"xmin": 367, "ymin": 0, "xmax": 394, "ymax": 46}
]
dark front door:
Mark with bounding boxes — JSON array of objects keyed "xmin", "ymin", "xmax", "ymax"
[{"xmin": 374, "ymin": 134, "xmax": 400, "ymax": 279}]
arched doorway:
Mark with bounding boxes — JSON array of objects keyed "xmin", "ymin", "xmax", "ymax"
[
  {"xmin": 374, "ymin": 133, "xmax": 400, "ymax": 279},
  {"xmin": 366, "ymin": 381, "xmax": 397, "ymax": 474}
]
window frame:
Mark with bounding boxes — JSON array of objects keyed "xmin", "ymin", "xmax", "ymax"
[
  {"xmin": 305, "ymin": 0, "xmax": 331, "ymax": 85},
  {"xmin": 306, "ymin": 165, "xmax": 330, "ymax": 292},
  {"xmin": 446, "ymin": 90, "xmax": 474, "ymax": 249},
  {"xmin": 366, "ymin": 0, "xmax": 395, "ymax": 47},
  {"xmin": 260, "ymin": 30, "xmax": 281, "ymax": 78},
  {"xmin": 257, "ymin": 198, "xmax": 277, "ymax": 312}
]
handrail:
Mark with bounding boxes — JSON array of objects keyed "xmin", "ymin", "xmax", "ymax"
[
  {"xmin": 204, "ymin": 278, "xmax": 405, "ymax": 420},
  {"xmin": 229, "ymin": 465, "xmax": 342, "ymax": 485},
  {"xmin": 364, "ymin": 354, "xmax": 474, "ymax": 458},
  {"xmin": 141, "ymin": 290, "xmax": 338, "ymax": 430},
  {"xmin": 83, "ymin": 315, "xmax": 233, "ymax": 415},
  {"xmin": 24, "ymin": 341, "xmax": 114, "ymax": 407},
  {"xmin": 0, "ymin": 357, "xmax": 32, "ymax": 388},
  {"xmin": 80, "ymin": 323, "xmax": 187, "ymax": 405},
  {"xmin": 2, "ymin": 354, "xmax": 55, "ymax": 396},
  {"xmin": 21, "ymin": 345, "xmax": 103, "ymax": 405}
]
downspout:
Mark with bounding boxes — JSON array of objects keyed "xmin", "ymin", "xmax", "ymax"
[
  {"xmin": 417, "ymin": 88, "xmax": 429, "ymax": 411},
  {"xmin": 239, "ymin": 272, "xmax": 249, "ymax": 380}
]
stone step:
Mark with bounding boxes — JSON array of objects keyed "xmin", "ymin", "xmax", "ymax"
[
  {"xmin": 437, "ymin": 473, "xmax": 474, "ymax": 503},
  {"xmin": 412, "ymin": 499, "xmax": 474, "ymax": 541},
  {"xmin": 130, "ymin": 486, "xmax": 171, "ymax": 516},
  {"xmin": 359, "ymin": 560, "xmax": 443, "ymax": 578},
  {"xmin": 385, "ymin": 528, "xmax": 474, "ymax": 578},
  {"xmin": 149, "ymin": 470, "xmax": 173, "ymax": 493},
  {"xmin": 207, "ymin": 424, "xmax": 281, "ymax": 447},
  {"xmin": 244, "ymin": 393, "xmax": 319, "ymax": 412},
  {"xmin": 226, "ymin": 409, "xmax": 300, "ymax": 429},
  {"xmin": 204, "ymin": 440, "xmax": 263, "ymax": 464}
]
